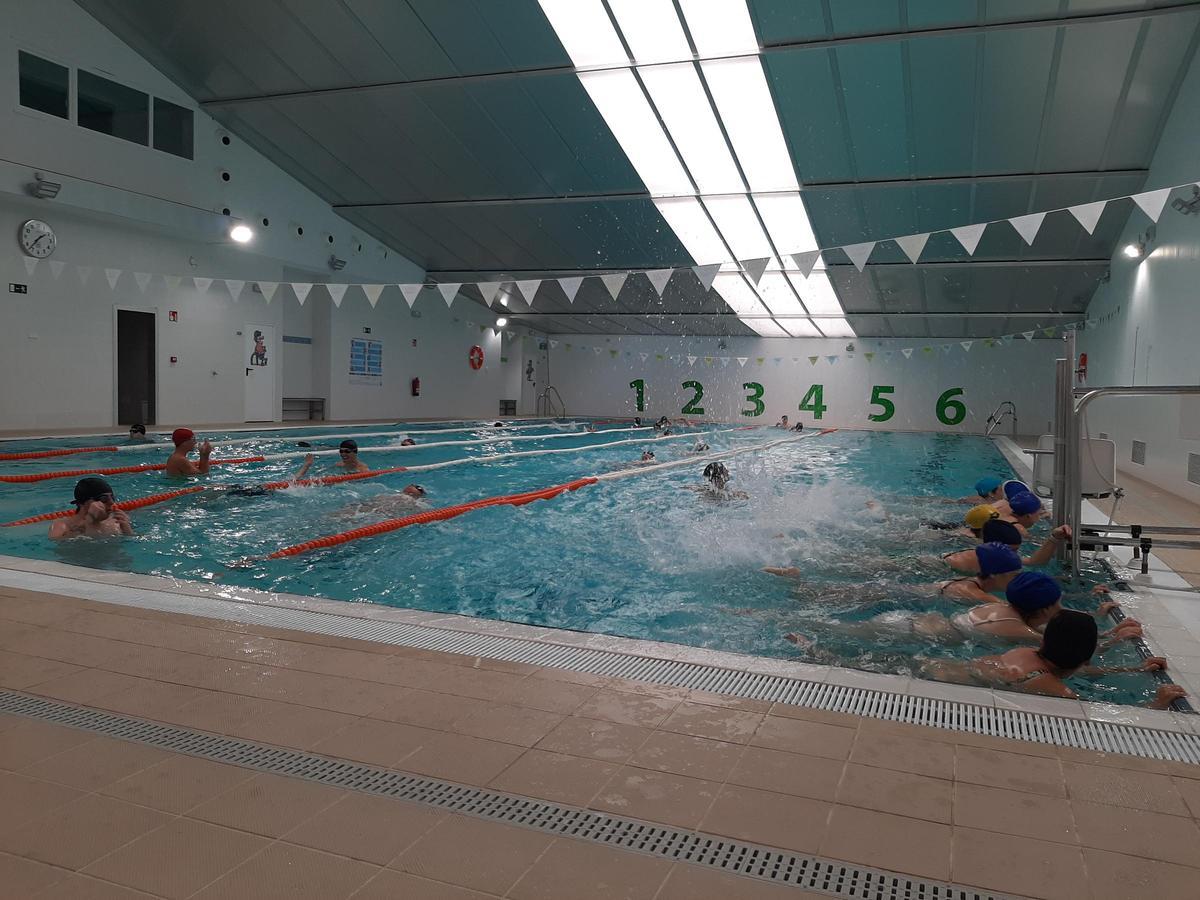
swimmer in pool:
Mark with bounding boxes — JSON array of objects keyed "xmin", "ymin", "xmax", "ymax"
[
  {"xmin": 791, "ymin": 422, "xmax": 805, "ymax": 432},
  {"xmin": 920, "ymin": 608, "xmax": 1182, "ymax": 706},
  {"xmin": 295, "ymin": 439, "xmax": 370, "ymax": 479},
  {"xmin": 999, "ymin": 491, "xmax": 1043, "ymax": 538},
  {"xmin": 655, "ymin": 416, "xmax": 670, "ymax": 430},
  {"xmin": 164, "ymin": 428, "xmax": 212, "ymax": 476},
  {"xmin": 49, "ymin": 477, "xmax": 133, "ymax": 539},
  {"xmin": 923, "ymin": 503, "xmax": 999, "ymax": 537},
  {"xmin": 991, "ymin": 479, "xmax": 1031, "ymax": 517},
  {"xmin": 941, "ymin": 519, "xmax": 1071, "ymax": 572},
  {"xmin": 954, "ymin": 475, "xmax": 1005, "ymax": 505},
  {"xmin": 639, "ymin": 451, "xmax": 656, "ymax": 464},
  {"xmin": 775, "ymin": 415, "xmax": 790, "ymax": 429},
  {"xmin": 399, "ymin": 438, "xmax": 416, "ymax": 446},
  {"xmin": 337, "ymin": 484, "xmax": 428, "ymax": 518},
  {"xmin": 691, "ymin": 440, "xmax": 710, "ymax": 453},
  {"xmin": 126, "ymin": 423, "xmax": 153, "ymax": 443},
  {"xmin": 692, "ymin": 462, "xmax": 748, "ymax": 500}
]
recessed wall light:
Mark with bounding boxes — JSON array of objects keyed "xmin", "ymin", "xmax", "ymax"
[{"xmin": 229, "ymin": 224, "xmax": 253, "ymax": 243}]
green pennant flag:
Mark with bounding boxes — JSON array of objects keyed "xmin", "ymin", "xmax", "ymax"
[
  {"xmin": 755, "ymin": 357, "xmax": 764, "ymax": 365},
  {"xmin": 479, "ymin": 325, "xmax": 486, "ymax": 333},
  {"xmin": 984, "ymin": 338, "xmax": 995, "ymax": 348},
  {"xmin": 921, "ymin": 346, "xmax": 933, "ymax": 355},
  {"xmin": 655, "ymin": 354, "xmax": 664, "ymax": 360},
  {"xmin": 864, "ymin": 352, "xmax": 874, "ymax": 362},
  {"xmin": 609, "ymin": 349, "xmax": 618, "ymax": 358},
  {"xmin": 1043, "ymin": 326, "xmax": 1057, "ymax": 337},
  {"xmin": 565, "ymin": 343, "xmax": 572, "ymax": 351},
  {"xmin": 808, "ymin": 356, "xmax": 819, "ymax": 366}
]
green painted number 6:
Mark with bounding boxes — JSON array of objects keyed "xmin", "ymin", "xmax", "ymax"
[
  {"xmin": 742, "ymin": 382, "xmax": 765, "ymax": 417},
  {"xmin": 681, "ymin": 381, "xmax": 705, "ymax": 415},
  {"xmin": 936, "ymin": 388, "xmax": 967, "ymax": 425}
]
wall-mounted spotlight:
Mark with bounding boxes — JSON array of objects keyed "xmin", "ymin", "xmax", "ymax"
[
  {"xmin": 495, "ymin": 317, "xmax": 508, "ymax": 327},
  {"xmin": 28, "ymin": 173, "xmax": 61, "ymax": 200},
  {"xmin": 229, "ymin": 224, "xmax": 254, "ymax": 244},
  {"xmin": 1171, "ymin": 185, "xmax": 1200, "ymax": 216},
  {"xmin": 499, "ymin": 294, "xmax": 510, "ymax": 307},
  {"xmin": 329, "ymin": 255, "xmax": 347, "ymax": 271},
  {"xmin": 1121, "ymin": 224, "xmax": 1155, "ymax": 261}
]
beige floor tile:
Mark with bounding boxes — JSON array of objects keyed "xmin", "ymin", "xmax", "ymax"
[
  {"xmin": 1173, "ymin": 774, "xmax": 1200, "ymax": 817},
  {"xmin": 351, "ymin": 869, "xmax": 498, "ymax": 899},
  {"xmin": 491, "ymin": 677, "xmax": 598, "ymax": 715},
  {"xmin": 425, "ymin": 667, "xmax": 528, "ymax": 703},
  {"xmin": 99, "ymin": 754, "xmax": 254, "ymax": 814},
  {"xmin": 726, "ymin": 747, "xmax": 844, "ymax": 802},
  {"xmin": 21, "ymin": 736, "xmax": 167, "ymax": 792},
  {"xmin": 236, "ymin": 701, "xmax": 359, "ymax": 751},
  {"xmin": 312, "ymin": 718, "xmax": 434, "ymax": 767},
  {"xmin": 370, "ymin": 688, "xmax": 489, "ymax": 730},
  {"xmin": 659, "ymin": 702, "xmax": 764, "ymax": 744},
  {"xmin": 1072, "ymin": 799, "xmax": 1200, "ymax": 867},
  {"xmin": 89, "ymin": 679, "xmax": 206, "ymax": 721},
  {"xmin": 534, "ymin": 717, "xmax": 651, "ymax": 763},
  {"xmin": 188, "ymin": 772, "xmax": 345, "ymax": 838},
  {"xmin": 657, "ymin": 864, "xmax": 825, "ymax": 899},
  {"xmin": 751, "ymin": 716, "xmax": 855, "ymax": 760},
  {"xmin": 1062, "ymin": 761, "xmax": 1189, "ymax": 815},
  {"xmin": 0, "ymin": 794, "xmax": 171, "ymax": 870},
  {"xmin": 0, "ymin": 719, "xmax": 96, "ymax": 771},
  {"xmin": 822, "ymin": 806, "xmax": 951, "ymax": 881},
  {"xmin": 401, "ymin": 731, "xmax": 527, "ymax": 785},
  {"xmin": 27, "ymin": 668, "xmax": 143, "ymax": 706},
  {"xmin": 954, "ymin": 782, "xmax": 1076, "ymax": 844},
  {"xmin": 847, "ymin": 732, "xmax": 956, "ymax": 779},
  {"xmin": 955, "ymin": 745, "xmax": 1065, "ymax": 797},
  {"xmin": 1083, "ymin": 847, "xmax": 1200, "ymax": 900},
  {"xmin": 951, "ymin": 827, "xmax": 1085, "ymax": 900},
  {"xmin": 189, "ymin": 841, "xmax": 378, "ymax": 900},
  {"xmin": 767, "ymin": 703, "xmax": 864, "ymax": 729},
  {"xmin": 629, "ymin": 730, "xmax": 743, "ymax": 782},
  {"xmin": 684, "ymin": 689, "xmax": 772, "ymax": 714},
  {"xmin": 0, "ymin": 712, "xmax": 23, "ymax": 734},
  {"xmin": 170, "ymin": 690, "xmax": 280, "ymax": 737},
  {"xmin": 83, "ymin": 817, "xmax": 268, "ymax": 899},
  {"xmin": 1056, "ymin": 744, "xmax": 1171, "ymax": 774},
  {"xmin": 28, "ymin": 874, "xmax": 161, "ymax": 899},
  {"xmin": 592, "ymin": 768, "xmax": 719, "ymax": 830},
  {"xmin": 574, "ymin": 689, "xmax": 680, "ymax": 728},
  {"xmin": 393, "ymin": 813, "xmax": 552, "ymax": 893},
  {"xmin": 0, "ymin": 649, "xmax": 83, "ymax": 690},
  {"xmin": 0, "ymin": 771, "xmax": 85, "ymax": 833},
  {"xmin": 836, "ymin": 762, "xmax": 952, "ymax": 824},
  {"xmin": 283, "ymin": 793, "xmax": 444, "ymax": 865},
  {"xmin": 701, "ymin": 785, "xmax": 830, "ymax": 854},
  {"xmin": 0, "ymin": 850, "xmax": 69, "ymax": 896},
  {"xmin": 490, "ymin": 749, "xmax": 618, "ymax": 806},
  {"xmin": 451, "ymin": 704, "xmax": 564, "ymax": 747},
  {"xmin": 507, "ymin": 838, "xmax": 672, "ymax": 900}
]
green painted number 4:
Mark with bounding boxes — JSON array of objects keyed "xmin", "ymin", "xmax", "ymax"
[
  {"xmin": 799, "ymin": 384, "xmax": 827, "ymax": 420},
  {"xmin": 629, "ymin": 379, "xmax": 645, "ymax": 412}
]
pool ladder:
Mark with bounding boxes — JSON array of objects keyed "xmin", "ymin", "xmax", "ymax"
[
  {"xmin": 537, "ymin": 386, "xmax": 566, "ymax": 419},
  {"xmin": 984, "ymin": 400, "xmax": 1017, "ymax": 438}
]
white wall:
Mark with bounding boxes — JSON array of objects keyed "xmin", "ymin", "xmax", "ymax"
[
  {"xmin": 1079, "ymin": 48, "xmax": 1200, "ymax": 501},
  {"xmin": 550, "ymin": 335, "xmax": 1059, "ymax": 433}
]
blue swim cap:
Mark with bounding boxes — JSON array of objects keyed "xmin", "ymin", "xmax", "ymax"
[
  {"xmin": 1008, "ymin": 491, "xmax": 1042, "ymax": 516},
  {"xmin": 982, "ymin": 519, "xmax": 1023, "ymax": 547},
  {"xmin": 975, "ymin": 542, "xmax": 1022, "ymax": 577},
  {"xmin": 1002, "ymin": 479, "xmax": 1030, "ymax": 500},
  {"xmin": 975, "ymin": 476, "xmax": 1003, "ymax": 497},
  {"xmin": 1006, "ymin": 571, "xmax": 1062, "ymax": 611}
]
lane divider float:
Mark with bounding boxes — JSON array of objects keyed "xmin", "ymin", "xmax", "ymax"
[
  {"xmin": 0, "ymin": 456, "xmax": 265, "ymax": 484},
  {"xmin": 0, "ymin": 486, "xmax": 208, "ymax": 526}
]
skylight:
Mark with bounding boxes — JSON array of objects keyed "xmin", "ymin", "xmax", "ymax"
[
  {"xmin": 653, "ymin": 197, "xmax": 729, "ymax": 267},
  {"xmin": 701, "ymin": 195, "xmax": 773, "ymax": 261},
  {"xmin": 537, "ymin": 0, "xmax": 627, "ymax": 68},
  {"xmin": 677, "ymin": 0, "xmax": 759, "ymax": 56},
  {"xmin": 607, "ymin": 0, "xmax": 691, "ymax": 65}
]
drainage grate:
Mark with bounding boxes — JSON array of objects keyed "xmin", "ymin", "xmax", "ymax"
[
  {"xmin": 1132, "ymin": 440, "xmax": 1147, "ymax": 465},
  {"xmin": 0, "ymin": 690, "xmax": 1015, "ymax": 900}
]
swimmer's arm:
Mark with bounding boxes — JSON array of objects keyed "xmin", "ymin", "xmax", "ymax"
[
  {"xmin": 295, "ymin": 454, "xmax": 315, "ymax": 480},
  {"xmin": 1079, "ymin": 656, "xmax": 1167, "ymax": 677},
  {"xmin": 1014, "ymin": 674, "xmax": 1076, "ymax": 699},
  {"xmin": 111, "ymin": 508, "xmax": 134, "ymax": 535},
  {"xmin": 196, "ymin": 441, "xmax": 213, "ymax": 474},
  {"xmin": 1024, "ymin": 525, "xmax": 1070, "ymax": 567}
]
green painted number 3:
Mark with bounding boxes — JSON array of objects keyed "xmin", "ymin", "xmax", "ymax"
[
  {"xmin": 681, "ymin": 381, "xmax": 705, "ymax": 415},
  {"xmin": 741, "ymin": 382, "xmax": 765, "ymax": 417},
  {"xmin": 936, "ymin": 388, "xmax": 967, "ymax": 425},
  {"xmin": 629, "ymin": 379, "xmax": 645, "ymax": 412},
  {"xmin": 798, "ymin": 384, "xmax": 827, "ymax": 420},
  {"xmin": 868, "ymin": 385, "xmax": 896, "ymax": 422}
]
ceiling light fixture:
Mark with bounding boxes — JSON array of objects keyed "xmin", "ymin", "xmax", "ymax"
[
  {"xmin": 1123, "ymin": 224, "xmax": 1156, "ymax": 261},
  {"xmin": 229, "ymin": 224, "xmax": 254, "ymax": 244},
  {"xmin": 495, "ymin": 317, "xmax": 508, "ymax": 327}
]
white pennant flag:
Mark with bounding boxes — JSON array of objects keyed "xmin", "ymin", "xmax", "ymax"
[
  {"xmin": 105, "ymin": 268, "xmax": 123, "ymax": 290},
  {"xmin": 515, "ymin": 280, "xmax": 541, "ymax": 306},
  {"xmin": 1068, "ymin": 201, "xmax": 1107, "ymax": 235},
  {"xmin": 791, "ymin": 250, "xmax": 821, "ymax": 278},
  {"xmin": 257, "ymin": 281, "xmax": 278, "ymax": 303},
  {"xmin": 960, "ymin": 340, "xmax": 974, "ymax": 352},
  {"xmin": 49, "ymin": 260, "xmax": 66, "ymax": 279},
  {"xmin": 475, "ymin": 281, "xmax": 501, "ymax": 306},
  {"xmin": 437, "ymin": 283, "xmax": 461, "ymax": 307},
  {"xmin": 593, "ymin": 346, "xmax": 602, "ymax": 355},
  {"xmin": 549, "ymin": 340, "xmax": 559, "ymax": 348},
  {"xmin": 164, "ymin": 274, "xmax": 182, "ymax": 292},
  {"xmin": 687, "ymin": 355, "xmax": 697, "ymax": 366},
  {"xmin": 901, "ymin": 348, "xmax": 913, "ymax": 358},
  {"xmin": 77, "ymin": 266, "xmax": 92, "ymax": 285},
  {"xmin": 1132, "ymin": 188, "xmax": 1171, "ymax": 223},
  {"xmin": 1008, "ymin": 212, "xmax": 1045, "ymax": 246},
  {"xmin": 692, "ymin": 263, "xmax": 720, "ymax": 291},
  {"xmin": 639, "ymin": 352, "xmax": 648, "ymax": 361},
  {"xmin": 557, "ymin": 276, "xmax": 584, "ymax": 303},
  {"xmin": 1022, "ymin": 330, "xmax": 1035, "ymax": 341},
  {"xmin": 826, "ymin": 355, "xmax": 838, "ymax": 365},
  {"xmin": 398, "ymin": 284, "xmax": 422, "ymax": 308},
  {"xmin": 740, "ymin": 257, "xmax": 770, "ymax": 285},
  {"xmin": 646, "ymin": 268, "xmax": 673, "ymax": 296},
  {"xmin": 841, "ymin": 242, "xmax": 874, "ymax": 272},
  {"xmin": 720, "ymin": 357, "xmax": 730, "ymax": 366},
  {"xmin": 22, "ymin": 257, "xmax": 38, "ymax": 277},
  {"xmin": 883, "ymin": 351, "xmax": 894, "ymax": 359},
  {"xmin": 950, "ymin": 223, "xmax": 987, "ymax": 255},
  {"xmin": 193, "ymin": 276, "xmax": 213, "ymax": 294},
  {"xmin": 1086, "ymin": 318, "xmax": 1099, "ymax": 327},
  {"xmin": 600, "ymin": 273, "xmax": 627, "ymax": 300},
  {"xmin": 225, "ymin": 279, "xmax": 246, "ymax": 303},
  {"xmin": 133, "ymin": 272, "xmax": 153, "ymax": 293},
  {"xmin": 772, "ymin": 357, "xmax": 782, "ymax": 365},
  {"xmin": 941, "ymin": 344, "xmax": 952, "ymax": 353},
  {"xmin": 894, "ymin": 233, "xmax": 929, "ymax": 264},
  {"xmin": 291, "ymin": 282, "xmax": 312, "ymax": 305},
  {"xmin": 326, "ymin": 283, "xmax": 347, "ymax": 308},
  {"xmin": 736, "ymin": 357, "xmax": 748, "ymax": 366}
]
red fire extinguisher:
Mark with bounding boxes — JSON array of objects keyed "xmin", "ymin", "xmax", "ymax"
[
  {"xmin": 1076, "ymin": 353, "xmax": 1088, "ymax": 383},
  {"xmin": 411, "ymin": 377, "xmax": 420, "ymax": 397}
]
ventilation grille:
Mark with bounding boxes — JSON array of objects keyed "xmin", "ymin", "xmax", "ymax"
[
  {"xmin": 0, "ymin": 690, "xmax": 1013, "ymax": 900},
  {"xmin": 1189, "ymin": 453, "xmax": 1200, "ymax": 486},
  {"xmin": 1132, "ymin": 440, "xmax": 1147, "ymax": 465}
]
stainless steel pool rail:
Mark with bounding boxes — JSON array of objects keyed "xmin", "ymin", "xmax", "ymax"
[{"xmin": 984, "ymin": 401, "xmax": 1018, "ymax": 438}]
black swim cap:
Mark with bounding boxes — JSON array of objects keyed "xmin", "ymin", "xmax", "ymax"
[
  {"xmin": 1040, "ymin": 609, "xmax": 1098, "ymax": 670},
  {"xmin": 73, "ymin": 476, "xmax": 114, "ymax": 506},
  {"xmin": 129, "ymin": 423, "xmax": 146, "ymax": 434},
  {"xmin": 703, "ymin": 462, "xmax": 729, "ymax": 481},
  {"xmin": 339, "ymin": 440, "xmax": 358, "ymax": 452},
  {"xmin": 982, "ymin": 519, "xmax": 1023, "ymax": 546}
]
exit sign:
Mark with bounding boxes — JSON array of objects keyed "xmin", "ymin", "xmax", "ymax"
[{"xmin": 9, "ymin": 283, "xmax": 28, "ymax": 294}]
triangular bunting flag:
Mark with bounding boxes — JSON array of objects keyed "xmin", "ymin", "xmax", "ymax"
[
  {"xmin": 808, "ymin": 356, "xmax": 819, "ymax": 366},
  {"xmin": 720, "ymin": 357, "xmax": 730, "ymax": 367},
  {"xmin": 960, "ymin": 340, "xmax": 974, "ymax": 352},
  {"xmin": 736, "ymin": 357, "xmax": 748, "ymax": 366},
  {"xmin": 1002, "ymin": 335, "xmax": 1015, "ymax": 344},
  {"xmin": 864, "ymin": 352, "xmax": 875, "ymax": 362},
  {"xmin": 772, "ymin": 357, "xmax": 782, "ymax": 365},
  {"xmin": 593, "ymin": 346, "xmax": 603, "ymax": 355},
  {"xmin": 645, "ymin": 269, "xmax": 673, "ymax": 296},
  {"xmin": 1022, "ymin": 330, "xmax": 1035, "ymax": 341},
  {"xmin": 791, "ymin": 250, "xmax": 821, "ymax": 278},
  {"xmin": 515, "ymin": 280, "xmax": 541, "ymax": 306},
  {"xmin": 49, "ymin": 260, "xmax": 66, "ymax": 279},
  {"xmin": 549, "ymin": 340, "xmax": 559, "ymax": 348},
  {"xmin": 475, "ymin": 282, "xmax": 501, "ymax": 307},
  {"xmin": 901, "ymin": 348, "xmax": 913, "ymax": 358},
  {"xmin": 609, "ymin": 349, "xmax": 618, "ymax": 358},
  {"xmin": 193, "ymin": 276, "xmax": 212, "ymax": 294},
  {"xmin": 1086, "ymin": 318, "xmax": 1099, "ymax": 327},
  {"xmin": 600, "ymin": 273, "xmax": 627, "ymax": 300},
  {"xmin": 326, "ymin": 283, "xmax": 347, "ymax": 308},
  {"xmin": 290, "ymin": 282, "xmax": 311, "ymax": 305},
  {"xmin": 883, "ymin": 351, "xmax": 894, "ymax": 359},
  {"xmin": 133, "ymin": 272, "xmax": 152, "ymax": 292},
  {"xmin": 639, "ymin": 352, "xmax": 648, "ymax": 361},
  {"xmin": 950, "ymin": 223, "xmax": 987, "ymax": 255},
  {"xmin": 740, "ymin": 257, "xmax": 769, "ymax": 285},
  {"xmin": 922, "ymin": 346, "xmax": 933, "ymax": 355},
  {"xmin": 1132, "ymin": 188, "xmax": 1171, "ymax": 223},
  {"xmin": 437, "ymin": 283, "xmax": 461, "ymax": 307},
  {"xmin": 842, "ymin": 242, "xmax": 874, "ymax": 272},
  {"xmin": 399, "ymin": 284, "xmax": 422, "ymax": 308},
  {"xmin": 77, "ymin": 266, "xmax": 92, "ymax": 285},
  {"xmin": 692, "ymin": 263, "xmax": 720, "ymax": 291},
  {"xmin": 941, "ymin": 344, "xmax": 952, "ymax": 353},
  {"xmin": 22, "ymin": 257, "xmax": 38, "ymax": 277},
  {"xmin": 756, "ymin": 357, "xmax": 764, "ymax": 365},
  {"xmin": 165, "ymin": 274, "xmax": 182, "ymax": 292},
  {"xmin": 1042, "ymin": 326, "xmax": 1057, "ymax": 338},
  {"xmin": 687, "ymin": 356, "xmax": 697, "ymax": 366},
  {"xmin": 826, "ymin": 355, "xmax": 839, "ymax": 364},
  {"xmin": 557, "ymin": 276, "xmax": 584, "ymax": 303},
  {"xmin": 1008, "ymin": 212, "xmax": 1045, "ymax": 246},
  {"xmin": 894, "ymin": 233, "xmax": 929, "ymax": 264},
  {"xmin": 1068, "ymin": 200, "xmax": 1107, "ymax": 235},
  {"xmin": 257, "ymin": 281, "xmax": 278, "ymax": 303},
  {"xmin": 703, "ymin": 357, "xmax": 713, "ymax": 366}
]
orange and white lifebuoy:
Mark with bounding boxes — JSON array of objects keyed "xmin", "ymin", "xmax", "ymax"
[{"xmin": 468, "ymin": 345, "xmax": 484, "ymax": 370}]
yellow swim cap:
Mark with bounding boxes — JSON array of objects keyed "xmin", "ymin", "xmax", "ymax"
[{"xmin": 964, "ymin": 504, "xmax": 1000, "ymax": 530}]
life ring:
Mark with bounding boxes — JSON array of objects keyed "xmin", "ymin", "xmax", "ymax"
[{"xmin": 468, "ymin": 345, "xmax": 484, "ymax": 370}]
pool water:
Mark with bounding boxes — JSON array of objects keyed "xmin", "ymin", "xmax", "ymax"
[{"xmin": 0, "ymin": 422, "xmax": 1157, "ymax": 705}]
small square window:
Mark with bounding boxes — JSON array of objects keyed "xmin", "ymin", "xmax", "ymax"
[
  {"xmin": 19, "ymin": 51, "xmax": 69, "ymax": 119},
  {"xmin": 154, "ymin": 97, "xmax": 193, "ymax": 160},
  {"xmin": 78, "ymin": 70, "xmax": 148, "ymax": 145}
]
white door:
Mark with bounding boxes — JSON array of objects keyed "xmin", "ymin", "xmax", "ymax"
[{"xmin": 244, "ymin": 324, "xmax": 276, "ymax": 422}]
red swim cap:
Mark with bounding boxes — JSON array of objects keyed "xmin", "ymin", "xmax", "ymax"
[{"xmin": 171, "ymin": 428, "xmax": 195, "ymax": 446}]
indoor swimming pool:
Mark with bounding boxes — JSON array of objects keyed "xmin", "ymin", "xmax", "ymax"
[{"xmin": 0, "ymin": 421, "xmax": 1159, "ymax": 706}]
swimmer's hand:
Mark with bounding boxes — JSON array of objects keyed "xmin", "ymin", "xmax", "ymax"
[
  {"xmin": 1090, "ymin": 584, "xmax": 1110, "ymax": 596},
  {"xmin": 1052, "ymin": 524, "xmax": 1072, "ymax": 542},
  {"xmin": 199, "ymin": 440, "xmax": 213, "ymax": 456},
  {"xmin": 1142, "ymin": 656, "xmax": 1168, "ymax": 672},
  {"xmin": 226, "ymin": 558, "xmax": 257, "ymax": 569},
  {"xmin": 1110, "ymin": 620, "xmax": 1143, "ymax": 641},
  {"xmin": 784, "ymin": 632, "xmax": 813, "ymax": 648},
  {"xmin": 1096, "ymin": 600, "xmax": 1120, "ymax": 616},
  {"xmin": 763, "ymin": 566, "xmax": 803, "ymax": 579},
  {"xmin": 1149, "ymin": 684, "xmax": 1187, "ymax": 709}
]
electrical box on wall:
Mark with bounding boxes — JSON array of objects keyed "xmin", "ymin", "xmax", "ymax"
[{"xmin": 169, "ymin": 310, "xmax": 178, "ymax": 321}]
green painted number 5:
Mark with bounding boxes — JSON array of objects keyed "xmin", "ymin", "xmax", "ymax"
[
  {"xmin": 681, "ymin": 381, "xmax": 705, "ymax": 415},
  {"xmin": 629, "ymin": 378, "xmax": 645, "ymax": 412},
  {"xmin": 742, "ymin": 382, "xmax": 765, "ymax": 417},
  {"xmin": 868, "ymin": 385, "xmax": 895, "ymax": 422}
]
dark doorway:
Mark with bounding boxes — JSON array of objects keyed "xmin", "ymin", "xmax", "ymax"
[{"xmin": 116, "ymin": 310, "xmax": 155, "ymax": 425}]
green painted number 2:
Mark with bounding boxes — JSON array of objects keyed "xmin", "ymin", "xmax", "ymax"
[
  {"xmin": 681, "ymin": 381, "xmax": 705, "ymax": 415},
  {"xmin": 741, "ymin": 382, "xmax": 765, "ymax": 417},
  {"xmin": 629, "ymin": 378, "xmax": 645, "ymax": 412},
  {"xmin": 867, "ymin": 385, "xmax": 896, "ymax": 422},
  {"xmin": 798, "ymin": 384, "xmax": 827, "ymax": 420},
  {"xmin": 936, "ymin": 388, "xmax": 967, "ymax": 425}
]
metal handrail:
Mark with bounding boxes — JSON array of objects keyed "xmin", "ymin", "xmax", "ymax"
[
  {"xmin": 984, "ymin": 400, "xmax": 1017, "ymax": 437},
  {"xmin": 537, "ymin": 386, "xmax": 566, "ymax": 418}
]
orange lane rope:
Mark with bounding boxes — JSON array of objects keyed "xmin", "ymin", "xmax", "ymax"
[
  {"xmin": 0, "ymin": 445, "xmax": 121, "ymax": 461},
  {"xmin": 1, "ymin": 486, "xmax": 207, "ymax": 526},
  {"xmin": 0, "ymin": 456, "xmax": 266, "ymax": 484},
  {"xmin": 267, "ymin": 476, "xmax": 598, "ymax": 559}
]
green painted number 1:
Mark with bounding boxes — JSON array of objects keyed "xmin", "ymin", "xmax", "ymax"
[
  {"xmin": 629, "ymin": 379, "xmax": 645, "ymax": 412},
  {"xmin": 742, "ymin": 382, "xmax": 765, "ymax": 417}
]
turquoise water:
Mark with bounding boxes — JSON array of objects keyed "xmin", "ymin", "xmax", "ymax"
[{"xmin": 0, "ymin": 422, "xmax": 1158, "ymax": 705}]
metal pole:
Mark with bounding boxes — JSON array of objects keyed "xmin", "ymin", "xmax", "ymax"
[
  {"xmin": 1064, "ymin": 330, "xmax": 1082, "ymax": 578},
  {"xmin": 1051, "ymin": 355, "xmax": 1070, "ymax": 546}
]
